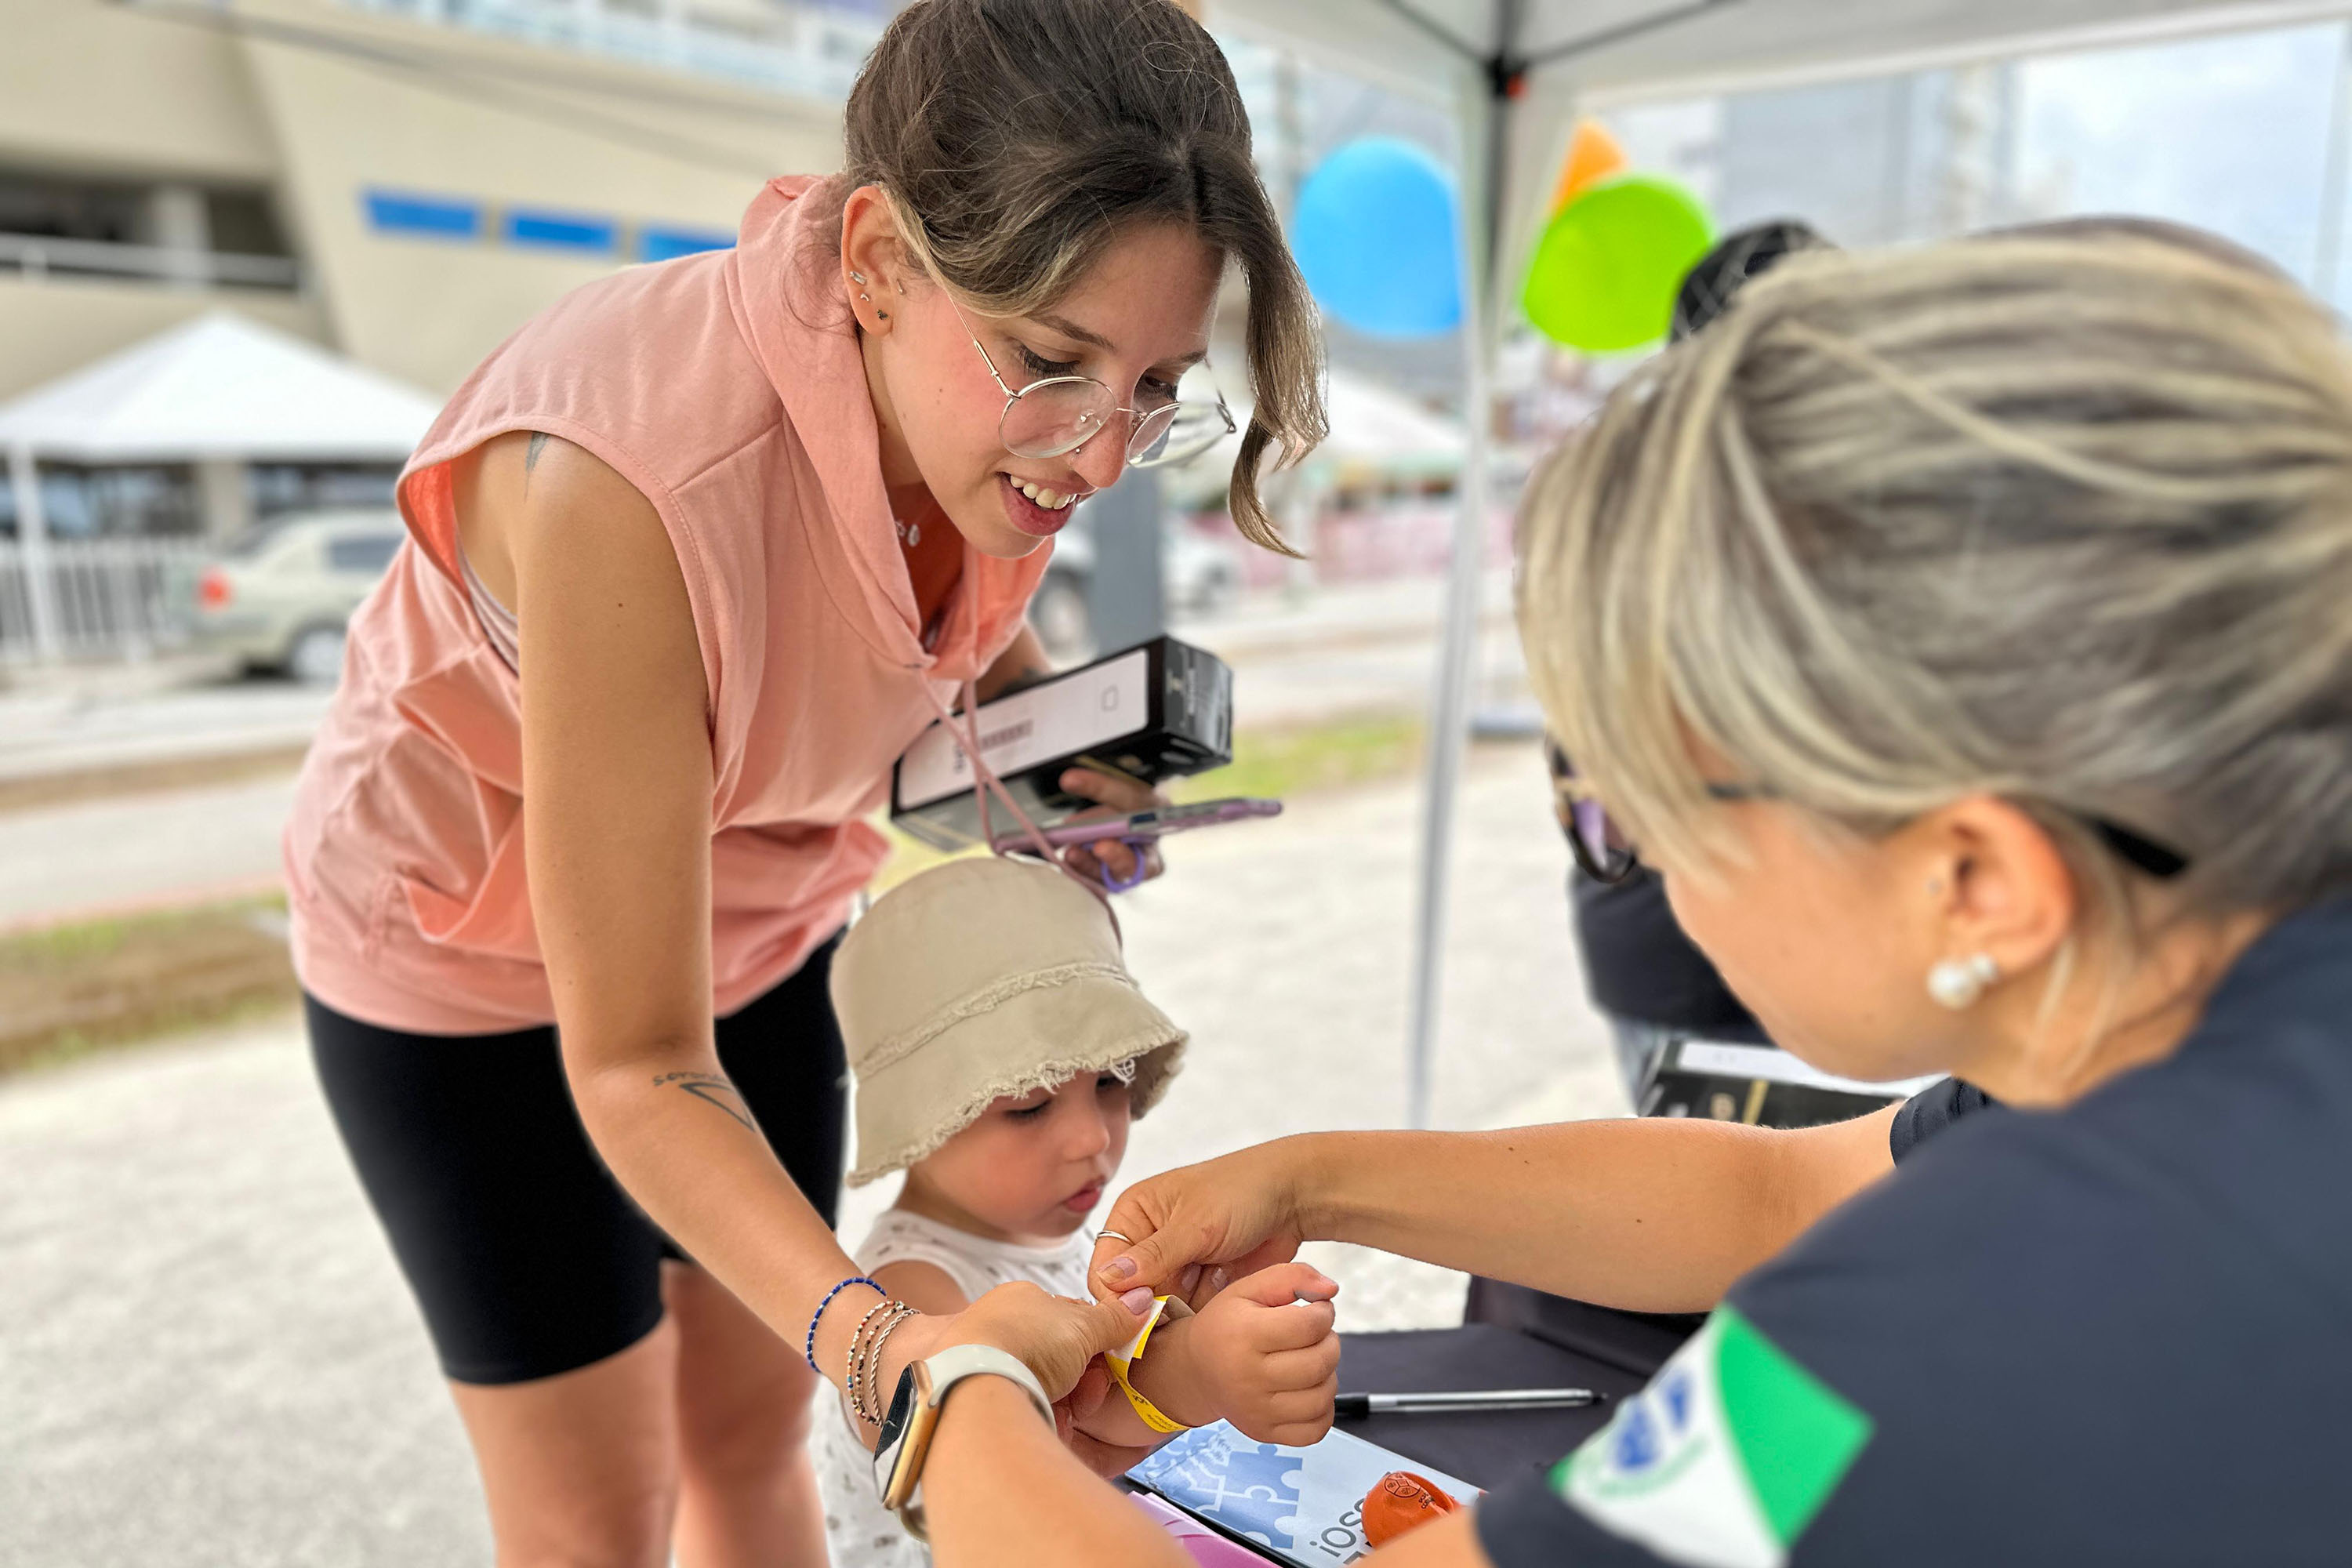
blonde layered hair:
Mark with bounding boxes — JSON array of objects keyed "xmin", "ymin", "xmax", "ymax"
[{"xmin": 1518, "ymin": 227, "xmax": 2352, "ymax": 924}]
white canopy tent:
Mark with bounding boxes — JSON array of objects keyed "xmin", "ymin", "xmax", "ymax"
[
  {"xmin": 0, "ymin": 311, "xmax": 438, "ymax": 660},
  {"xmin": 1313, "ymin": 372, "xmax": 1468, "ymax": 474},
  {"xmin": 1202, "ymin": 0, "xmax": 2335, "ymax": 1125},
  {"xmin": 0, "ymin": 310, "xmax": 438, "ymax": 464},
  {"xmin": 1171, "ymin": 368, "xmax": 1466, "ymax": 506}
]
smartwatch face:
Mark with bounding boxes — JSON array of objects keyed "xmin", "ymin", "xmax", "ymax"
[{"xmin": 873, "ymin": 1364, "xmax": 920, "ymax": 1501}]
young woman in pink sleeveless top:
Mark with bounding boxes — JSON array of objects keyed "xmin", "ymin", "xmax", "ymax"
[{"xmin": 285, "ymin": 1, "xmax": 1323, "ymax": 1559}]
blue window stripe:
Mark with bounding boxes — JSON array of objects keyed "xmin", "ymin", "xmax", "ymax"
[
  {"xmin": 637, "ymin": 227, "xmax": 735, "ymax": 263},
  {"xmin": 364, "ymin": 189, "xmax": 481, "ymax": 240},
  {"xmin": 503, "ymin": 208, "xmax": 617, "ymax": 254}
]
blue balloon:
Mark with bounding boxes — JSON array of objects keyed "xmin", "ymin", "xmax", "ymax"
[{"xmin": 1293, "ymin": 137, "xmax": 1462, "ymax": 339}]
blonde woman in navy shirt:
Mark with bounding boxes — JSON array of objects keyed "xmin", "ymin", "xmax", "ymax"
[{"xmin": 849, "ymin": 221, "xmax": 2352, "ymax": 1568}]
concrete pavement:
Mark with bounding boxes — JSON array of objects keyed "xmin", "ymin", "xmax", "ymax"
[
  {"xmin": 0, "ymin": 681, "xmax": 328, "ymax": 787},
  {"xmin": 2, "ymin": 742, "xmax": 1623, "ymax": 1567},
  {"xmin": 0, "ymin": 574, "xmax": 1530, "ymax": 932},
  {"xmin": 0, "ymin": 774, "xmax": 295, "ymax": 932}
]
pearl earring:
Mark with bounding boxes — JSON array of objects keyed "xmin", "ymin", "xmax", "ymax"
[{"xmin": 1927, "ymin": 953, "xmax": 2000, "ymax": 1010}]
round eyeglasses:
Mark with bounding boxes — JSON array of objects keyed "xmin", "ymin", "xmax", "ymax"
[{"xmin": 952, "ymin": 300, "xmax": 1236, "ymax": 470}]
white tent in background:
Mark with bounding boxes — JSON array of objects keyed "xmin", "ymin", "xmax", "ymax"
[
  {"xmin": 1203, "ymin": 0, "xmax": 2291, "ymax": 1127},
  {"xmin": 0, "ymin": 311, "xmax": 439, "ymax": 661},
  {"xmin": 1176, "ymin": 368, "xmax": 1465, "ymax": 499},
  {"xmin": 1319, "ymin": 372, "xmax": 1467, "ymax": 475},
  {"xmin": 0, "ymin": 310, "xmax": 437, "ymax": 463}
]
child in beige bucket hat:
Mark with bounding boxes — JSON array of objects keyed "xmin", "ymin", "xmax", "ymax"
[
  {"xmin": 835, "ymin": 854, "xmax": 1186, "ymax": 1191},
  {"xmin": 812, "ymin": 855, "xmax": 1341, "ymax": 1566}
]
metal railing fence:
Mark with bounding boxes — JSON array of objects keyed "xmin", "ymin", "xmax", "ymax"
[
  {"xmin": 0, "ymin": 538, "xmax": 209, "ymax": 665},
  {"xmin": 0, "ymin": 234, "xmax": 303, "ymax": 292}
]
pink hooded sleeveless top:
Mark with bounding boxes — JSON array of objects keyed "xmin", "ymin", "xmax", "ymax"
[{"xmin": 283, "ymin": 176, "xmax": 1049, "ymax": 1033}]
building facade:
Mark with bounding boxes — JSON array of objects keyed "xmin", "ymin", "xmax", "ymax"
[
  {"xmin": 2, "ymin": 0, "xmax": 858, "ymax": 405},
  {"xmin": 2, "ymin": 0, "xmax": 862, "ymax": 660}
]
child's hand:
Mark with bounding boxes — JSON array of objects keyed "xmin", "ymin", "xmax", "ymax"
[{"xmin": 1182, "ymin": 1261, "xmax": 1341, "ymax": 1446}]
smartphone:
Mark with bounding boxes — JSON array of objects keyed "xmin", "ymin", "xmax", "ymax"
[{"xmin": 989, "ymin": 797, "xmax": 1282, "ymax": 855}]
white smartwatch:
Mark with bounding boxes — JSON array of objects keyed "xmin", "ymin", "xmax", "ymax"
[{"xmin": 872, "ymin": 1343, "xmax": 1054, "ymax": 1542}]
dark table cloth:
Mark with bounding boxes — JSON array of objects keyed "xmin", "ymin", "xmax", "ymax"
[{"xmin": 1332, "ymin": 1324, "xmax": 1650, "ymax": 1495}]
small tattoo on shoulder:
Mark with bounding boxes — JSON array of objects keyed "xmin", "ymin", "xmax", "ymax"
[
  {"xmin": 523, "ymin": 431, "xmax": 550, "ymax": 491},
  {"xmin": 652, "ymin": 1069, "xmax": 757, "ymax": 1132}
]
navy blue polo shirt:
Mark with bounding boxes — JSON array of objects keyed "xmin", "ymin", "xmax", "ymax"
[{"xmin": 1477, "ymin": 898, "xmax": 2352, "ymax": 1568}]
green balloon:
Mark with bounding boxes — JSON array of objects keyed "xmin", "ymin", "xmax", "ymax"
[{"xmin": 1521, "ymin": 175, "xmax": 1714, "ymax": 354}]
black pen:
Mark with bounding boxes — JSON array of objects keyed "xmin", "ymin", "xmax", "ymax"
[{"xmin": 1335, "ymin": 1388, "xmax": 1603, "ymax": 1419}]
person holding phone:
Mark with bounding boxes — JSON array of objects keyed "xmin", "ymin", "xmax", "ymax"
[
  {"xmin": 281, "ymin": 2, "xmax": 1323, "ymax": 1562},
  {"xmin": 858, "ymin": 222, "xmax": 2352, "ymax": 1566}
]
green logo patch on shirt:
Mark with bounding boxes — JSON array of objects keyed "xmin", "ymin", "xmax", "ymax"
[{"xmin": 1554, "ymin": 1306, "xmax": 1871, "ymax": 1568}]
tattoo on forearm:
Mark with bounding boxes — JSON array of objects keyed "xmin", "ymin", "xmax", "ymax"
[{"xmin": 652, "ymin": 1070, "xmax": 757, "ymax": 1131}]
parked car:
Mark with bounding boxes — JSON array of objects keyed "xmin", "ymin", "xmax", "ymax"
[
  {"xmin": 191, "ymin": 508, "xmax": 405, "ymax": 683},
  {"xmin": 1033, "ymin": 505, "xmax": 1243, "ymax": 662},
  {"xmin": 1165, "ymin": 524, "xmax": 1244, "ymax": 616}
]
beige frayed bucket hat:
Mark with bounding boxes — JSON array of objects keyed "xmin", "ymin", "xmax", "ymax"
[{"xmin": 833, "ymin": 856, "xmax": 1185, "ymax": 1187}]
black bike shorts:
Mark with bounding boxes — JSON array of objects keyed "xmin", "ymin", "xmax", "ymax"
[{"xmin": 306, "ymin": 934, "xmax": 845, "ymax": 1386}]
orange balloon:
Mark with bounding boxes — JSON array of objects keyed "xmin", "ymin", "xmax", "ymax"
[
  {"xmin": 1550, "ymin": 119, "xmax": 1629, "ymax": 214},
  {"xmin": 1361, "ymin": 1471, "xmax": 1464, "ymax": 1547}
]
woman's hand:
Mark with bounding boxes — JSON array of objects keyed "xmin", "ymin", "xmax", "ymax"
[
  {"xmin": 1091, "ymin": 1137, "xmax": 1323, "ymax": 1305},
  {"xmin": 1057, "ymin": 767, "xmax": 1169, "ymax": 888},
  {"xmin": 869, "ymin": 1283, "xmax": 1152, "ymax": 1444}
]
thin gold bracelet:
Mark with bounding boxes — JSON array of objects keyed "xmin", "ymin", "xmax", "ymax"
[
  {"xmin": 843, "ymin": 1299, "xmax": 899, "ymax": 1421},
  {"xmin": 847, "ymin": 1301, "xmax": 915, "ymax": 1422},
  {"xmin": 858, "ymin": 1306, "xmax": 921, "ymax": 1425}
]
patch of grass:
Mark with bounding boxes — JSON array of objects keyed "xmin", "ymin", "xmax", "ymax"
[
  {"xmin": 0, "ymin": 894, "xmax": 298, "ymax": 1077},
  {"xmin": 0, "ymin": 745, "xmax": 310, "ymax": 815},
  {"xmin": 1169, "ymin": 713, "xmax": 1425, "ymax": 805},
  {"xmin": 870, "ymin": 826, "xmax": 978, "ymax": 896}
]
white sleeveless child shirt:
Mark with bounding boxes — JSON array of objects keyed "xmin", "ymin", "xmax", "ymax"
[{"xmin": 816, "ymin": 1210, "xmax": 1095, "ymax": 1567}]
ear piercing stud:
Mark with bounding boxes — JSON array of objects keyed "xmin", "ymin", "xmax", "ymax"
[{"xmin": 1927, "ymin": 953, "xmax": 2000, "ymax": 1010}]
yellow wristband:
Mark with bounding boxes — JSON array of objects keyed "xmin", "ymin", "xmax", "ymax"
[{"xmin": 1103, "ymin": 1295, "xmax": 1195, "ymax": 1436}]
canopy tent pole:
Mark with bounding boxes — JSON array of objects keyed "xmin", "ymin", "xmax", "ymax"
[
  {"xmin": 7, "ymin": 442, "xmax": 62, "ymax": 663},
  {"xmin": 1396, "ymin": 0, "xmax": 1740, "ymax": 1128},
  {"xmin": 1403, "ymin": 47, "xmax": 1507, "ymax": 1131}
]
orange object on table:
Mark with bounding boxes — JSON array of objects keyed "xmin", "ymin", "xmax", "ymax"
[{"xmin": 1360, "ymin": 1470, "xmax": 1464, "ymax": 1546}]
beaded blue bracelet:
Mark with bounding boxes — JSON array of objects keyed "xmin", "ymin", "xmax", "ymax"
[{"xmin": 805, "ymin": 1275, "xmax": 884, "ymax": 1374}]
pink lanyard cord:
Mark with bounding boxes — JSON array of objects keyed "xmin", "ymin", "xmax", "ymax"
[{"xmin": 917, "ymin": 678, "xmax": 1127, "ymax": 936}]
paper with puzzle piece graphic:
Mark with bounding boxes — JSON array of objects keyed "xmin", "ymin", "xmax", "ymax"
[{"xmin": 1129, "ymin": 1421, "xmax": 1481, "ymax": 1566}]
